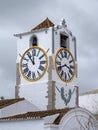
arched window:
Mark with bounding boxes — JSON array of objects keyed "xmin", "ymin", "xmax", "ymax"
[
  {"xmin": 29, "ymin": 35, "xmax": 38, "ymax": 46},
  {"xmin": 60, "ymin": 34, "xmax": 68, "ymax": 48}
]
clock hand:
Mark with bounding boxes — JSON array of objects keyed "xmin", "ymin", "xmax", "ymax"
[
  {"xmin": 32, "ymin": 55, "xmax": 35, "ymax": 65},
  {"xmin": 63, "ymin": 64, "xmax": 73, "ymax": 75},
  {"xmin": 65, "ymin": 64, "xmax": 70, "ymax": 70},
  {"xmin": 58, "ymin": 64, "xmax": 71, "ymax": 71},
  {"xmin": 27, "ymin": 54, "xmax": 35, "ymax": 65},
  {"xmin": 58, "ymin": 64, "xmax": 66, "ymax": 71}
]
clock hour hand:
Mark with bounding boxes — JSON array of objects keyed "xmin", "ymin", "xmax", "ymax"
[
  {"xmin": 65, "ymin": 64, "xmax": 70, "ymax": 70},
  {"xmin": 58, "ymin": 64, "xmax": 66, "ymax": 71},
  {"xmin": 65, "ymin": 64, "xmax": 73, "ymax": 75},
  {"xmin": 58, "ymin": 64, "xmax": 71, "ymax": 71},
  {"xmin": 61, "ymin": 64, "xmax": 73, "ymax": 75}
]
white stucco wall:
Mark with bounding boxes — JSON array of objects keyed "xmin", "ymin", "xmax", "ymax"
[
  {"xmin": 19, "ymin": 83, "xmax": 48, "ymax": 110},
  {"xmin": 0, "ymin": 100, "xmax": 40, "ymax": 118},
  {"xmin": 79, "ymin": 93, "xmax": 98, "ymax": 114},
  {"xmin": 17, "ymin": 28, "xmax": 53, "ymax": 64},
  {"xmin": 0, "ymin": 119, "xmax": 44, "ymax": 130}
]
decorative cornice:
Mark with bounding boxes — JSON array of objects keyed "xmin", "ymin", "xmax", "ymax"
[{"xmin": 14, "ymin": 28, "xmax": 49, "ymax": 37}]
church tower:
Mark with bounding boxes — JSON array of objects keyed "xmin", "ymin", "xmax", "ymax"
[{"xmin": 14, "ymin": 18, "xmax": 78, "ymax": 111}]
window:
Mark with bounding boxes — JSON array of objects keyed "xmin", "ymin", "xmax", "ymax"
[
  {"xmin": 60, "ymin": 34, "xmax": 68, "ymax": 48},
  {"xmin": 29, "ymin": 35, "xmax": 38, "ymax": 46}
]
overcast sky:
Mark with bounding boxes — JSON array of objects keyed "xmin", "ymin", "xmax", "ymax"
[{"xmin": 0, "ymin": 0, "xmax": 98, "ymax": 99}]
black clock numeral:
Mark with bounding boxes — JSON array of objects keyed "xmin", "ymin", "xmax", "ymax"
[
  {"xmin": 68, "ymin": 73, "xmax": 71, "ymax": 79},
  {"xmin": 37, "ymin": 70, "xmax": 41, "ymax": 77},
  {"xmin": 69, "ymin": 69, "xmax": 73, "ymax": 75},
  {"xmin": 40, "ymin": 60, "xmax": 46, "ymax": 64},
  {"xmin": 23, "ymin": 57, "xmax": 29, "ymax": 62},
  {"xmin": 60, "ymin": 51, "xmax": 64, "ymax": 58},
  {"xmin": 27, "ymin": 51, "xmax": 31, "ymax": 58},
  {"xmin": 39, "ymin": 65, "xmax": 45, "ymax": 71},
  {"xmin": 32, "ymin": 72, "xmax": 36, "ymax": 80},
  {"xmin": 57, "ymin": 66, "xmax": 62, "ymax": 72},
  {"xmin": 67, "ymin": 53, "xmax": 70, "ymax": 59},
  {"xmin": 32, "ymin": 49, "xmax": 36, "ymax": 56},
  {"xmin": 64, "ymin": 51, "xmax": 67, "ymax": 58},
  {"xmin": 60, "ymin": 71, "xmax": 68, "ymax": 81},
  {"xmin": 70, "ymin": 65, "xmax": 74, "ymax": 69},
  {"xmin": 57, "ymin": 54, "xmax": 62, "ymax": 60},
  {"xmin": 23, "ymin": 67, "xmax": 29, "ymax": 75},
  {"xmin": 56, "ymin": 60, "xmax": 61, "ymax": 65},
  {"xmin": 22, "ymin": 63, "xmax": 28, "ymax": 68},
  {"xmin": 39, "ymin": 54, "xmax": 45, "ymax": 60},
  {"xmin": 64, "ymin": 72, "xmax": 67, "ymax": 80},
  {"xmin": 60, "ymin": 70, "xmax": 64, "ymax": 77},
  {"xmin": 69, "ymin": 59, "xmax": 73, "ymax": 64},
  {"xmin": 61, "ymin": 71, "xmax": 67, "ymax": 81},
  {"xmin": 37, "ymin": 49, "xmax": 40, "ymax": 57},
  {"xmin": 27, "ymin": 71, "xmax": 31, "ymax": 78}
]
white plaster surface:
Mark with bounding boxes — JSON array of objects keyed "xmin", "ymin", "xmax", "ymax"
[
  {"xmin": 0, "ymin": 99, "xmax": 40, "ymax": 118},
  {"xmin": 79, "ymin": 93, "xmax": 98, "ymax": 114}
]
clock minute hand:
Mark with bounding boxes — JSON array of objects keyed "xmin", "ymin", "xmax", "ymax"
[
  {"xmin": 32, "ymin": 55, "xmax": 35, "ymax": 65},
  {"xmin": 65, "ymin": 64, "xmax": 73, "ymax": 75},
  {"xmin": 27, "ymin": 55, "xmax": 35, "ymax": 65}
]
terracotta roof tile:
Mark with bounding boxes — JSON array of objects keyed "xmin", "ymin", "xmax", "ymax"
[
  {"xmin": 0, "ymin": 108, "xmax": 72, "ymax": 122},
  {"xmin": 31, "ymin": 18, "xmax": 55, "ymax": 31},
  {"xmin": 53, "ymin": 113, "xmax": 64, "ymax": 125},
  {"xmin": 0, "ymin": 98, "xmax": 24, "ymax": 109}
]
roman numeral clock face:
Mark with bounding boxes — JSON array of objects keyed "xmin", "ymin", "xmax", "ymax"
[
  {"xmin": 20, "ymin": 46, "xmax": 48, "ymax": 82},
  {"xmin": 55, "ymin": 48, "xmax": 76, "ymax": 82}
]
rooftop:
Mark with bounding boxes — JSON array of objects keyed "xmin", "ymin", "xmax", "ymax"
[
  {"xmin": 0, "ymin": 108, "xmax": 71, "ymax": 124},
  {"xmin": 31, "ymin": 17, "xmax": 55, "ymax": 31},
  {"xmin": 14, "ymin": 18, "xmax": 55, "ymax": 37},
  {"xmin": 80, "ymin": 89, "xmax": 98, "ymax": 96},
  {"xmin": 0, "ymin": 98, "xmax": 24, "ymax": 109}
]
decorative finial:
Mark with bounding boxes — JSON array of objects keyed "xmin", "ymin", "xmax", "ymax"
[{"xmin": 61, "ymin": 18, "xmax": 67, "ymax": 27}]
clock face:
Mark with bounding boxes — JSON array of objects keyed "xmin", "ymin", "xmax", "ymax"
[
  {"xmin": 20, "ymin": 46, "xmax": 48, "ymax": 82},
  {"xmin": 55, "ymin": 48, "xmax": 75, "ymax": 82}
]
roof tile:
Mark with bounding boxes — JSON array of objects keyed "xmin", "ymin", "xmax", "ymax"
[
  {"xmin": 0, "ymin": 98, "xmax": 24, "ymax": 109},
  {"xmin": 31, "ymin": 18, "xmax": 55, "ymax": 31},
  {"xmin": 0, "ymin": 108, "xmax": 71, "ymax": 122}
]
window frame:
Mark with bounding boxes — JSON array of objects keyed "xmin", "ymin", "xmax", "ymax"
[{"xmin": 60, "ymin": 33, "xmax": 69, "ymax": 49}]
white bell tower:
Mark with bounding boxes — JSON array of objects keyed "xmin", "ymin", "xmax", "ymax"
[{"xmin": 14, "ymin": 18, "xmax": 78, "ymax": 111}]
